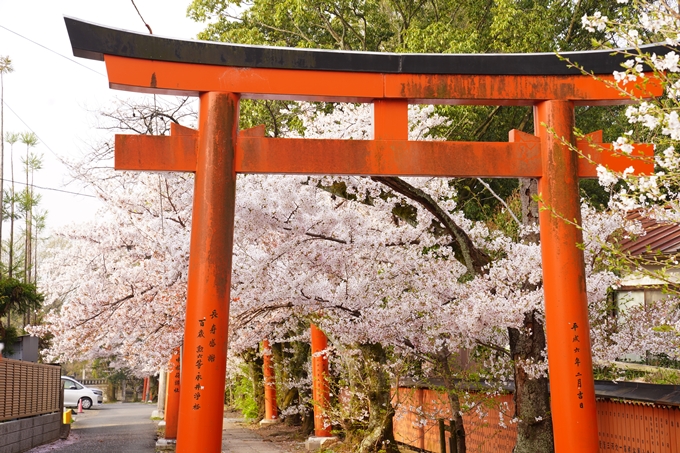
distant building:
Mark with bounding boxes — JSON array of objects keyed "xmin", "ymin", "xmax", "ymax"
[
  {"xmin": 6, "ymin": 335, "xmax": 39, "ymax": 362},
  {"xmin": 615, "ymin": 210, "xmax": 680, "ymax": 362}
]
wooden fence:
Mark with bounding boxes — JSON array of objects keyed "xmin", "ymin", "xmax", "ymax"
[
  {"xmin": 393, "ymin": 387, "xmax": 516, "ymax": 453},
  {"xmin": 393, "ymin": 386, "xmax": 680, "ymax": 453},
  {"xmin": 0, "ymin": 358, "xmax": 61, "ymax": 422},
  {"xmin": 81, "ymin": 378, "xmax": 107, "ymax": 386}
]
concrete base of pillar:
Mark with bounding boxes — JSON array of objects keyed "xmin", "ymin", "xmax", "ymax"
[
  {"xmin": 305, "ymin": 436, "xmax": 338, "ymax": 451},
  {"xmin": 155, "ymin": 438, "xmax": 176, "ymax": 451},
  {"xmin": 259, "ymin": 418, "xmax": 280, "ymax": 426},
  {"xmin": 151, "ymin": 410, "xmax": 164, "ymax": 419}
]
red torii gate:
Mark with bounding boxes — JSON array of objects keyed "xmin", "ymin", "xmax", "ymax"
[{"xmin": 65, "ymin": 17, "xmax": 662, "ymax": 453}]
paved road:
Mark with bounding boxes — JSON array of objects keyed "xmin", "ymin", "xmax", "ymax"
[
  {"xmin": 221, "ymin": 418, "xmax": 287, "ymax": 453},
  {"xmin": 28, "ymin": 405, "xmax": 291, "ymax": 453},
  {"xmin": 28, "ymin": 403, "xmax": 157, "ymax": 453}
]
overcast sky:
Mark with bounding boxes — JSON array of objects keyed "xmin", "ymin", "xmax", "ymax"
[{"xmin": 0, "ymin": 0, "xmax": 206, "ymax": 232}]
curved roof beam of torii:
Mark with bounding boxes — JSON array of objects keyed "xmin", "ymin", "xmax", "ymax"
[
  {"xmin": 64, "ymin": 17, "xmax": 665, "ymax": 104},
  {"xmin": 65, "ymin": 16, "xmax": 665, "ymax": 76}
]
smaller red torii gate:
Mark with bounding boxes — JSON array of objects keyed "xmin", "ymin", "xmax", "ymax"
[{"xmin": 65, "ymin": 17, "xmax": 662, "ymax": 453}]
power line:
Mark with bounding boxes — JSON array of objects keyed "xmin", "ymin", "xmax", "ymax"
[
  {"xmin": 2, "ymin": 179, "xmax": 97, "ymax": 198},
  {"xmin": 131, "ymin": 0, "xmax": 154, "ymax": 34},
  {"xmin": 2, "ymin": 100, "xmax": 59, "ymax": 159},
  {"xmin": 0, "ymin": 26, "xmax": 107, "ymax": 201},
  {"xmin": 0, "ymin": 24, "xmax": 107, "ymax": 77},
  {"xmin": 1, "ymin": 102, "xmax": 97, "ymax": 199}
]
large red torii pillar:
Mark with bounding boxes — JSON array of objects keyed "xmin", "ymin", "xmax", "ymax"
[{"xmin": 65, "ymin": 17, "xmax": 662, "ymax": 453}]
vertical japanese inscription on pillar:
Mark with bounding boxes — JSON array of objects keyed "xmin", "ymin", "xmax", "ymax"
[
  {"xmin": 173, "ymin": 352, "xmax": 181, "ymax": 394},
  {"xmin": 208, "ymin": 309, "xmax": 218, "ymax": 364},
  {"xmin": 192, "ymin": 310, "xmax": 219, "ymax": 411},
  {"xmin": 572, "ymin": 322, "xmax": 584, "ymax": 409},
  {"xmin": 194, "ymin": 318, "xmax": 205, "ymax": 410}
]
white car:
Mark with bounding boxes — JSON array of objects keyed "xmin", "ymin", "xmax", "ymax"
[{"xmin": 61, "ymin": 376, "xmax": 101, "ymax": 410}]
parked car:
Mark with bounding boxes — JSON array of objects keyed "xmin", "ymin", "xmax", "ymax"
[
  {"xmin": 61, "ymin": 376, "xmax": 101, "ymax": 409},
  {"xmin": 89, "ymin": 386, "xmax": 104, "ymax": 404}
]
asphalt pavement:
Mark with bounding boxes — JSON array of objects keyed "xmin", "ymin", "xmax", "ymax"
[
  {"xmin": 221, "ymin": 418, "xmax": 286, "ymax": 453},
  {"xmin": 26, "ymin": 404, "xmax": 291, "ymax": 453},
  {"xmin": 26, "ymin": 403, "xmax": 157, "ymax": 453}
]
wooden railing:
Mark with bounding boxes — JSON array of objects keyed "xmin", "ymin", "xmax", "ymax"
[
  {"xmin": 393, "ymin": 386, "xmax": 680, "ymax": 453},
  {"xmin": 81, "ymin": 378, "xmax": 107, "ymax": 386},
  {"xmin": 0, "ymin": 359, "xmax": 61, "ymax": 422}
]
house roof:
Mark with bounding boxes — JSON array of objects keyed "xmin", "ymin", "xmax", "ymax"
[
  {"xmin": 618, "ymin": 210, "xmax": 680, "ymax": 256},
  {"xmin": 399, "ymin": 377, "xmax": 680, "ymax": 407}
]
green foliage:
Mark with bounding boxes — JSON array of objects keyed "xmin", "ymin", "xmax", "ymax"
[
  {"xmin": 0, "ymin": 325, "xmax": 19, "ymax": 356},
  {"xmin": 0, "ymin": 278, "xmax": 44, "ymax": 357},
  {"xmin": 188, "ymin": 0, "xmax": 628, "ymax": 54},
  {"xmin": 593, "ymin": 362, "xmax": 680, "ymax": 384},
  {"xmin": 484, "ymin": 190, "xmax": 522, "ymax": 244},
  {"xmin": 228, "ymin": 364, "xmax": 260, "ymax": 419},
  {"xmin": 0, "ymin": 56, "xmax": 13, "ymax": 76},
  {"xmin": 189, "ymin": 0, "xmax": 394, "ymax": 51},
  {"xmin": 643, "ymin": 368, "xmax": 680, "ymax": 385},
  {"xmin": 645, "ymin": 353, "xmax": 680, "ymax": 369},
  {"xmin": 238, "ymin": 99, "xmax": 304, "ymax": 137},
  {"xmin": 185, "ymin": 0, "xmax": 632, "ymax": 227},
  {"xmin": 453, "ymin": 178, "xmax": 519, "ymax": 224},
  {"xmin": 592, "ymin": 364, "xmax": 644, "ymax": 381},
  {"xmin": 90, "ymin": 358, "xmax": 131, "ymax": 383},
  {"xmin": 0, "ymin": 278, "xmax": 43, "ymax": 322}
]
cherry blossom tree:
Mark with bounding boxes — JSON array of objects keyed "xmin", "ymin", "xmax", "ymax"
[
  {"xmin": 226, "ymin": 102, "xmax": 648, "ymax": 453},
  {"xmin": 33, "ymin": 92, "xmax": 680, "ymax": 453},
  {"xmin": 31, "ymin": 98, "xmax": 196, "ymax": 375},
  {"xmin": 580, "ymin": 0, "xmax": 680, "ymax": 346}
]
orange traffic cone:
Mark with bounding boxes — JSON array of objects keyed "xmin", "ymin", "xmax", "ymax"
[{"xmin": 77, "ymin": 399, "xmax": 83, "ymax": 414}]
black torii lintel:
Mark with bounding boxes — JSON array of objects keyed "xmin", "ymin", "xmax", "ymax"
[{"xmin": 64, "ymin": 16, "xmax": 667, "ymax": 76}]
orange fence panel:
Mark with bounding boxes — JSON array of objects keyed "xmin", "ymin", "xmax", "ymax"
[
  {"xmin": 394, "ymin": 387, "xmax": 680, "ymax": 453},
  {"xmin": 673, "ymin": 409, "xmax": 680, "ymax": 451}
]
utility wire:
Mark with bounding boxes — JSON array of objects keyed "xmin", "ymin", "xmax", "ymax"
[
  {"xmin": 0, "ymin": 24, "xmax": 106, "ymax": 77},
  {"xmin": 131, "ymin": 0, "xmax": 153, "ymax": 34},
  {"xmin": 3, "ymin": 100, "xmax": 60, "ymax": 159},
  {"xmin": 2, "ymin": 100, "xmax": 97, "ymax": 198},
  {"xmin": 2, "ymin": 179, "xmax": 97, "ymax": 198}
]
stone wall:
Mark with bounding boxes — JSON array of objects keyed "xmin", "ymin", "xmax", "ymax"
[{"xmin": 0, "ymin": 413, "xmax": 61, "ymax": 453}]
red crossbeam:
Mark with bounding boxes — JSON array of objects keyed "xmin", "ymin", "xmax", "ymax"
[
  {"xmin": 103, "ymin": 55, "xmax": 662, "ymax": 104},
  {"xmin": 115, "ymin": 123, "xmax": 198, "ymax": 172},
  {"xmin": 115, "ymin": 125, "xmax": 652, "ymax": 178}
]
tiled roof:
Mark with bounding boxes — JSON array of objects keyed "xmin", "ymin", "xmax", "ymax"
[{"xmin": 619, "ymin": 210, "xmax": 680, "ymax": 256}]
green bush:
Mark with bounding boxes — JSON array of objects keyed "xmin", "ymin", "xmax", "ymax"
[
  {"xmin": 229, "ymin": 365, "xmax": 259, "ymax": 420},
  {"xmin": 644, "ymin": 368, "xmax": 680, "ymax": 385},
  {"xmin": 0, "ymin": 325, "xmax": 19, "ymax": 356}
]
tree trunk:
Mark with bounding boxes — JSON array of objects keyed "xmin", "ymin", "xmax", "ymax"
[
  {"xmin": 508, "ymin": 311, "xmax": 554, "ymax": 453},
  {"xmin": 24, "ymin": 144, "xmax": 31, "ymax": 285},
  {"xmin": 272, "ymin": 339, "xmax": 314, "ymax": 431},
  {"xmin": 0, "ymin": 71, "xmax": 4, "ymax": 272},
  {"xmin": 8, "ymin": 143, "xmax": 14, "ymax": 279},
  {"xmin": 519, "ymin": 178, "xmax": 540, "ymax": 245},
  {"xmin": 440, "ymin": 357, "xmax": 466, "ymax": 453},
  {"xmin": 357, "ymin": 343, "xmax": 399, "ymax": 453},
  {"xmin": 513, "ymin": 177, "xmax": 554, "ymax": 452},
  {"xmin": 300, "ymin": 410, "xmax": 315, "ymax": 436},
  {"xmin": 108, "ymin": 381, "xmax": 117, "ymax": 402},
  {"xmin": 243, "ymin": 348, "xmax": 265, "ymax": 420}
]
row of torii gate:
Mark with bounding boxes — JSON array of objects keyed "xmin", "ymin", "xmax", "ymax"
[
  {"xmin": 65, "ymin": 17, "xmax": 663, "ymax": 452},
  {"xmin": 160, "ymin": 327, "xmax": 331, "ymax": 444}
]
